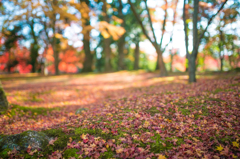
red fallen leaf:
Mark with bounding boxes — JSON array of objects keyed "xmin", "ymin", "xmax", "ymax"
[
  {"xmin": 83, "ymin": 139, "xmax": 89, "ymax": 143},
  {"xmin": 26, "ymin": 145, "xmax": 31, "ymax": 153},
  {"xmin": 185, "ymin": 150, "xmax": 193, "ymax": 155},
  {"xmin": 220, "ymin": 146, "xmax": 229, "ymax": 156},
  {"xmin": 101, "ymin": 147, "xmax": 107, "ymax": 153},
  {"xmin": 49, "ymin": 137, "xmax": 58, "ymax": 145},
  {"xmin": 185, "ymin": 139, "xmax": 192, "ymax": 144}
]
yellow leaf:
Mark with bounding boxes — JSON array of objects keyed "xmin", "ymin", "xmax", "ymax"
[
  {"xmin": 158, "ymin": 154, "xmax": 167, "ymax": 159},
  {"xmin": 143, "ymin": 121, "xmax": 150, "ymax": 128},
  {"xmin": 81, "ymin": 134, "xmax": 87, "ymax": 140},
  {"xmin": 116, "ymin": 148, "xmax": 123, "ymax": 154},
  {"xmin": 232, "ymin": 141, "xmax": 239, "ymax": 148},
  {"xmin": 55, "ymin": 33, "xmax": 62, "ymax": 39},
  {"xmin": 232, "ymin": 154, "xmax": 237, "ymax": 158},
  {"xmin": 216, "ymin": 145, "xmax": 223, "ymax": 151},
  {"xmin": 69, "ymin": 137, "xmax": 72, "ymax": 143}
]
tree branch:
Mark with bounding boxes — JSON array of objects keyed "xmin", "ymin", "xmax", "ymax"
[
  {"xmin": 162, "ymin": 35, "xmax": 173, "ymax": 53},
  {"xmin": 159, "ymin": 0, "xmax": 168, "ymax": 48},
  {"xmin": 143, "ymin": 0, "xmax": 157, "ymax": 43},
  {"xmin": 183, "ymin": 0, "xmax": 189, "ymax": 58},
  {"xmin": 195, "ymin": 0, "xmax": 228, "ymax": 58},
  {"xmin": 128, "ymin": 0, "xmax": 152, "ymax": 43}
]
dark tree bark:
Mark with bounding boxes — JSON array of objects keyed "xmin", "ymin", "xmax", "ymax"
[
  {"xmin": 128, "ymin": 0, "xmax": 168, "ymax": 76},
  {"xmin": 52, "ymin": 0, "xmax": 59, "ymax": 75},
  {"xmin": 156, "ymin": 2, "xmax": 168, "ymax": 71},
  {"xmin": 81, "ymin": 0, "xmax": 93, "ymax": 72},
  {"xmin": 187, "ymin": 0, "xmax": 227, "ymax": 83},
  {"xmin": 218, "ymin": 29, "xmax": 224, "ymax": 72},
  {"xmin": 188, "ymin": 0, "xmax": 199, "ymax": 83},
  {"xmin": 134, "ymin": 40, "xmax": 140, "ymax": 70},
  {"xmin": 103, "ymin": 0, "xmax": 112, "ymax": 72},
  {"xmin": 155, "ymin": 45, "xmax": 168, "ymax": 76},
  {"xmin": 117, "ymin": 0, "xmax": 125, "ymax": 70},
  {"xmin": 82, "ymin": 38, "xmax": 93, "ymax": 72},
  {"xmin": 29, "ymin": 20, "xmax": 39, "ymax": 73},
  {"xmin": 183, "ymin": 0, "xmax": 189, "ymax": 72}
]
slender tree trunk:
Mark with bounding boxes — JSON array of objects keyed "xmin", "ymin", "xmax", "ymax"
[
  {"xmin": 188, "ymin": 0, "xmax": 199, "ymax": 83},
  {"xmin": 188, "ymin": 52, "xmax": 196, "ymax": 82},
  {"xmin": 117, "ymin": 0, "xmax": 125, "ymax": 70},
  {"xmin": 29, "ymin": 21, "xmax": 39, "ymax": 73},
  {"xmin": 183, "ymin": 0, "xmax": 189, "ymax": 72},
  {"xmin": 134, "ymin": 40, "xmax": 140, "ymax": 70},
  {"xmin": 219, "ymin": 29, "xmax": 223, "ymax": 72},
  {"xmin": 156, "ymin": 56, "xmax": 159, "ymax": 70},
  {"xmin": 82, "ymin": 38, "xmax": 93, "ymax": 72},
  {"xmin": 82, "ymin": 0, "xmax": 93, "ymax": 72},
  {"xmin": 220, "ymin": 57, "xmax": 223, "ymax": 72},
  {"xmin": 104, "ymin": 38, "xmax": 112, "ymax": 72},
  {"xmin": 30, "ymin": 43, "xmax": 39, "ymax": 73},
  {"xmin": 103, "ymin": 0, "xmax": 112, "ymax": 72},
  {"xmin": 52, "ymin": 0, "xmax": 59, "ymax": 75},
  {"xmin": 170, "ymin": 50, "xmax": 173, "ymax": 73},
  {"xmin": 155, "ymin": 44, "xmax": 167, "ymax": 76}
]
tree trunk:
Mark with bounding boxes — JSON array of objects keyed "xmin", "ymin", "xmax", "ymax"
[
  {"xmin": 155, "ymin": 45, "xmax": 168, "ymax": 76},
  {"xmin": 134, "ymin": 41, "xmax": 140, "ymax": 70},
  {"xmin": 53, "ymin": 37, "xmax": 59, "ymax": 75},
  {"xmin": 0, "ymin": 82, "xmax": 8, "ymax": 112},
  {"xmin": 170, "ymin": 50, "xmax": 173, "ymax": 72},
  {"xmin": 82, "ymin": 39, "xmax": 93, "ymax": 72},
  {"xmin": 30, "ymin": 43, "xmax": 39, "ymax": 73},
  {"xmin": 52, "ymin": 0, "xmax": 59, "ymax": 75},
  {"xmin": 183, "ymin": 0, "xmax": 189, "ymax": 73},
  {"xmin": 188, "ymin": 53, "xmax": 196, "ymax": 83},
  {"xmin": 117, "ymin": 0, "xmax": 125, "ymax": 70},
  {"xmin": 29, "ymin": 20, "xmax": 39, "ymax": 73},
  {"xmin": 219, "ymin": 29, "xmax": 224, "ymax": 72},
  {"xmin": 220, "ymin": 57, "xmax": 223, "ymax": 72},
  {"xmin": 103, "ymin": 0, "xmax": 112, "ymax": 72},
  {"xmin": 188, "ymin": 0, "xmax": 199, "ymax": 83},
  {"xmin": 156, "ymin": 56, "xmax": 159, "ymax": 70},
  {"xmin": 118, "ymin": 37, "xmax": 125, "ymax": 70},
  {"xmin": 104, "ymin": 38, "xmax": 112, "ymax": 72},
  {"xmin": 81, "ymin": 0, "xmax": 93, "ymax": 72}
]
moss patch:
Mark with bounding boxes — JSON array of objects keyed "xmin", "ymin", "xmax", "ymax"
[{"xmin": 1, "ymin": 104, "xmax": 59, "ymax": 117}]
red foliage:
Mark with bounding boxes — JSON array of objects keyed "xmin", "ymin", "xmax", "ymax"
[
  {"xmin": 0, "ymin": 44, "xmax": 32, "ymax": 74},
  {"xmin": 45, "ymin": 46, "xmax": 83, "ymax": 74}
]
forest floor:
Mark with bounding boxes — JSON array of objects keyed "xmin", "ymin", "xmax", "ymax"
[{"xmin": 0, "ymin": 71, "xmax": 240, "ymax": 158}]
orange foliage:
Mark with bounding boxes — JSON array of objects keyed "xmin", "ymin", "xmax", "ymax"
[
  {"xmin": 45, "ymin": 46, "xmax": 83, "ymax": 74},
  {"xmin": 0, "ymin": 44, "xmax": 32, "ymax": 74}
]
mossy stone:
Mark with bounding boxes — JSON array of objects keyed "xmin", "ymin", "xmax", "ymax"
[{"xmin": 0, "ymin": 130, "xmax": 50, "ymax": 151}]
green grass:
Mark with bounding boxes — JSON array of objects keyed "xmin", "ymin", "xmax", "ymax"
[
  {"xmin": 145, "ymin": 107, "xmax": 160, "ymax": 116},
  {"xmin": 0, "ymin": 104, "xmax": 59, "ymax": 117}
]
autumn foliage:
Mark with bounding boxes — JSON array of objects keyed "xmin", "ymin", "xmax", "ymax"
[
  {"xmin": 1, "ymin": 72, "xmax": 240, "ymax": 158},
  {"xmin": 0, "ymin": 43, "xmax": 32, "ymax": 74}
]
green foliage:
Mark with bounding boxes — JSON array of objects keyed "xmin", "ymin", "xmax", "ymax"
[
  {"xmin": 63, "ymin": 148, "xmax": 78, "ymax": 158},
  {"xmin": 145, "ymin": 107, "xmax": 159, "ymax": 116},
  {"xmin": 1, "ymin": 104, "xmax": 59, "ymax": 117},
  {"xmin": 150, "ymin": 134, "xmax": 184, "ymax": 153},
  {"xmin": 0, "ymin": 148, "xmax": 11, "ymax": 158}
]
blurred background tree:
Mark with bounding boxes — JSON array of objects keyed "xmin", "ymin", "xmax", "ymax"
[{"xmin": 0, "ymin": 0, "xmax": 239, "ymax": 82}]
